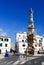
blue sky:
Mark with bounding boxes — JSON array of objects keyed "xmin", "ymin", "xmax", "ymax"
[{"xmin": 0, "ymin": 0, "xmax": 44, "ymax": 43}]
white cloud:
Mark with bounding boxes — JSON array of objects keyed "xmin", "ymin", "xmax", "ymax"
[{"xmin": 0, "ymin": 28, "xmax": 7, "ymax": 36}]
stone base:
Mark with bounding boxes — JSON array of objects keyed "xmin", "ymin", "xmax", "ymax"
[
  {"xmin": 34, "ymin": 51, "xmax": 37, "ymax": 56},
  {"xmin": 25, "ymin": 50, "xmax": 34, "ymax": 56},
  {"xmin": 33, "ymin": 49, "xmax": 38, "ymax": 56},
  {"xmin": 10, "ymin": 52, "xmax": 14, "ymax": 55},
  {"xmin": 25, "ymin": 49, "xmax": 38, "ymax": 56}
]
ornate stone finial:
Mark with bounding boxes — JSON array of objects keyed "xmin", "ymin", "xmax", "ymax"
[
  {"xmin": 30, "ymin": 8, "xmax": 33, "ymax": 22},
  {"xmin": 28, "ymin": 8, "xmax": 34, "ymax": 30},
  {"xmin": 30, "ymin": 8, "xmax": 33, "ymax": 13}
]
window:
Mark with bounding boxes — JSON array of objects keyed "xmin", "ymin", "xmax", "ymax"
[
  {"xmin": 22, "ymin": 40, "xmax": 24, "ymax": 42},
  {"xmin": 19, "ymin": 35, "xmax": 20, "ymax": 37},
  {"xmin": 39, "ymin": 39, "xmax": 42, "ymax": 47},
  {"xmin": 0, "ymin": 38, "xmax": 3, "ymax": 41},
  {"xmin": 39, "ymin": 44, "xmax": 41, "ymax": 47},
  {"xmin": 5, "ymin": 44, "xmax": 7, "ymax": 47},
  {"xmin": 40, "ymin": 38, "xmax": 42, "ymax": 41},
  {"xmin": 4, "ymin": 39, "xmax": 8, "ymax": 41},
  {"xmin": 23, "ymin": 48, "xmax": 25, "ymax": 49},
  {"xmin": 0, "ymin": 43, "xmax": 2, "ymax": 47},
  {"xmin": 22, "ymin": 44, "xmax": 25, "ymax": 47},
  {"xmin": 39, "ymin": 40, "xmax": 41, "ymax": 42}
]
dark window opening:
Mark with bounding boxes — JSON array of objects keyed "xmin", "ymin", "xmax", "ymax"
[
  {"xmin": 22, "ymin": 40, "xmax": 24, "ymax": 42},
  {"xmin": 39, "ymin": 44, "xmax": 41, "ymax": 47},
  {"xmin": 0, "ymin": 49, "xmax": 1, "ymax": 54},
  {"xmin": 5, "ymin": 44, "xmax": 7, "ymax": 47},
  {"xmin": 39, "ymin": 40, "xmax": 41, "ymax": 42},
  {"xmin": 0, "ymin": 43, "xmax": 2, "ymax": 47},
  {"xmin": 22, "ymin": 44, "xmax": 25, "ymax": 47},
  {"xmin": 4, "ymin": 39, "xmax": 8, "ymax": 41}
]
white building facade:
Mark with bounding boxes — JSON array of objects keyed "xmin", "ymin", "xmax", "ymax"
[
  {"xmin": 36, "ymin": 35, "xmax": 42, "ymax": 51},
  {"xmin": 16, "ymin": 32, "xmax": 28, "ymax": 54},
  {"xmin": 0, "ymin": 36, "xmax": 11, "ymax": 54},
  {"xmin": 42, "ymin": 36, "xmax": 44, "ymax": 50},
  {"xmin": 16, "ymin": 32, "xmax": 44, "ymax": 54},
  {"xmin": 36, "ymin": 35, "xmax": 44, "ymax": 51}
]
